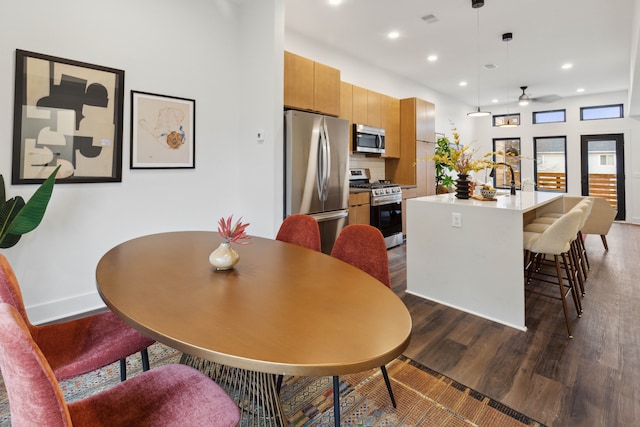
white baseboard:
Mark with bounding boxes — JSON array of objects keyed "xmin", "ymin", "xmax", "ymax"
[{"xmin": 26, "ymin": 291, "xmax": 107, "ymax": 325}]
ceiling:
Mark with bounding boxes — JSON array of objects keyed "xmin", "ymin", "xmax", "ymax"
[{"xmin": 284, "ymin": 0, "xmax": 637, "ymax": 111}]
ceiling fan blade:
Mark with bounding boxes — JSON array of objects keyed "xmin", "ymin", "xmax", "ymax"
[{"xmin": 533, "ymin": 94, "xmax": 562, "ymax": 103}]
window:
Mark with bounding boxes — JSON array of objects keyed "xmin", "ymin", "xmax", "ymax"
[
  {"xmin": 580, "ymin": 104, "xmax": 623, "ymax": 120},
  {"xmin": 493, "ymin": 113, "xmax": 520, "ymax": 127},
  {"xmin": 599, "ymin": 154, "xmax": 615, "ymax": 166},
  {"xmin": 491, "ymin": 138, "xmax": 521, "ymax": 190},
  {"xmin": 534, "ymin": 136, "xmax": 567, "ymax": 192},
  {"xmin": 533, "ymin": 109, "xmax": 565, "ymax": 124}
]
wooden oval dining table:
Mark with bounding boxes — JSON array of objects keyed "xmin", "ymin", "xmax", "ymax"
[{"xmin": 96, "ymin": 231, "xmax": 412, "ymax": 426}]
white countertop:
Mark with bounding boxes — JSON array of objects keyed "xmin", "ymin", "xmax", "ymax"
[{"xmin": 412, "ymin": 191, "xmax": 563, "ymax": 213}]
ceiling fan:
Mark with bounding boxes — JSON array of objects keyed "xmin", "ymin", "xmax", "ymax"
[{"xmin": 517, "ymin": 86, "xmax": 561, "ymax": 105}]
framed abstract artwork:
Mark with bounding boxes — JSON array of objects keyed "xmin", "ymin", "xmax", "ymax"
[
  {"xmin": 12, "ymin": 49, "xmax": 124, "ymax": 184},
  {"xmin": 130, "ymin": 91, "xmax": 195, "ymax": 169}
]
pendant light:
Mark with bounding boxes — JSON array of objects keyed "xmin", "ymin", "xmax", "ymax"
[
  {"xmin": 467, "ymin": 2, "xmax": 490, "ymax": 117},
  {"xmin": 498, "ymin": 32, "xmax": 518, "ymax": 127}
]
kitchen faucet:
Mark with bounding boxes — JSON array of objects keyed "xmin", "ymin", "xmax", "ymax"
[{"xmin": 489, "ymin": 162, "xmax": 517, "ymax": 195}]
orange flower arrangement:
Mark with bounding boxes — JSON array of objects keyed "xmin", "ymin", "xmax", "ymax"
[{"xmin": 217, "ymin": 215, "xmax": 251, "ymax": 245}]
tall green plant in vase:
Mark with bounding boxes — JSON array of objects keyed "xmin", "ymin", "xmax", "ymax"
[
  {"xmin": 0, "ymin": 166, "xmax": 60, "ymax": 248},
  {"xmin": 435, "ymin": 136, "xmax": 455, "ymax": 194}
]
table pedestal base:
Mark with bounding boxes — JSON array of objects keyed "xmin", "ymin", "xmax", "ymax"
[{"xmin": 180, "ymin": 354, "xmax": 286, "ymax": 426}]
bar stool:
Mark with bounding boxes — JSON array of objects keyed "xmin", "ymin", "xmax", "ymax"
[
  {"xmin": 527, "ymin": 199, "xmax": 593, "ymax": 294},
  {"xmin": 523, "ymin": 209, "xmax": 583, "ymax": 338}
]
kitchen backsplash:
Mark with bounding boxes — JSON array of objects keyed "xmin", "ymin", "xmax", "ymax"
[{"xmin": 349, "ymin": 155, "xmax": 385, "ymax": 182}]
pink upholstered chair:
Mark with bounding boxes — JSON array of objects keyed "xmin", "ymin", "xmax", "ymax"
[
  {"xmin": 0, "ymin": 254, "xmax": 154, "ymax": 382},
  {"xmin": 0, "ymin": 303, "xmax": 240, "ymax": 426},
  {"xmin": 276, "ymin": 214, "xmax": 321, "ymax": 251},
  {"xmin": 329, "ymin": 224, "xmax": 395, "ymax": 424}
]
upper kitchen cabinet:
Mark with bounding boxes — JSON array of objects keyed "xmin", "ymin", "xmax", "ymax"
[
  {"xmin": 351, "ymin": 84, "xmax": 368, "ymax": 125},
  {"xmin": 381, "ymin": 94, "xmax": 400, "ymax": 158},
  {"xmin": 366, "ymin": 90, "xmax": 381, "ymax": 128},
  {"xmin": 339, "ymin": 81, "xmax": 353, "ymax": 123},
  {"xmin": 350, "ymin": 85, "xmax": 383, "ymax": 128},
  {"xmin": 385, "ymin": 97, "xmax": 436, "ymax": 197},
  {"xmin": 284, "ymin": 51, "xmax": 341, "ymax": 117}
]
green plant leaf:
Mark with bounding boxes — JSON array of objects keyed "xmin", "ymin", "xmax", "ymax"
[
  {"xmin": 0, "ymin": 197, "xmax": 25, "ymax": 248},
  {"xmin": 5, "ymin": 165, "xmax": 60, "ymax": 236},
  {"xmin": 0, "ymin": 174, "xmax": 5, "ymax": 204}
]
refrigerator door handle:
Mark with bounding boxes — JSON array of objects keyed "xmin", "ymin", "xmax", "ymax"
[
  {"xmin": 311, "ymin": 209, "xmax": 349, "ymax": 223},
  {"xmin": 321, "ymin": 119, "xmax": 332, "ymax": 201}
]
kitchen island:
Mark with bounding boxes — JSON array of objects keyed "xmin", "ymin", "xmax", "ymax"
[{"xmin": 406, "ymin": 191, "xmax": 563, "ymax": 330}]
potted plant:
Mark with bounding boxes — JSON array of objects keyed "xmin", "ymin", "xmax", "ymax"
[
  {"xmin": 434, "ymin": 136, "xmax": 455, "ymax": 194},
  {"xmin": 0, "ymin": 165, "xmax": 60, "ymax": 248}
]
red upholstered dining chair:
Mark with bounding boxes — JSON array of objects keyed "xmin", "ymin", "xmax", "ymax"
[
  {"xmin": 0, "ymin": 303, "xmax": 240, "ymax": 427},
  {"xmin": 0, "ymin": 254, "xmax": 154, "ymax": 382},
  {"xmin": 331, "ymin": 224, "xmax": 391, "ymax": 286},
  {"xmin": 329, "ymin": 224, "xmax": 396, "ymax": 424},
  {"xmin": 276, "ymin": 214, "xmax": 322, "ymax": 251}
]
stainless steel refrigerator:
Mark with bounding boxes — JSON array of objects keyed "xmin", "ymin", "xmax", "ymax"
[{"xmin": 284, "ymin": 110, "xmax": 350, "ymax": 254}]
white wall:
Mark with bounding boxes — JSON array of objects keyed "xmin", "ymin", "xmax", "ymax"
[
  {"xmin": 1, "ymin": 0, "xmax": 285, "ymax": 323},
  {"xmin": 474, "ymin": 91, "xmax": 639, "ymax": 223}
]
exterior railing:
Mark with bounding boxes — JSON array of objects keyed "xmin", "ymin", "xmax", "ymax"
[{"xmin": 535, "ymin": 172, "xmax": 617, "ymax": 209}]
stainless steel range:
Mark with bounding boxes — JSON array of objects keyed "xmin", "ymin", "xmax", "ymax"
[{"xmin": 349, "ymin": 168, "xmax": 403, "ymax": 249}]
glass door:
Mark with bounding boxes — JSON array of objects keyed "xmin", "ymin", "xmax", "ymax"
[{"xmin": 580, "ymin": 134, "xmax": 625, "ymax": 220}]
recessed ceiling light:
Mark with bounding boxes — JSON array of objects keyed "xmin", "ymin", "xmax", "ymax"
[
  {"xmin": 328, "ymin": 0, "xmax": 342, "ymax": 5},
  {"xmin": 388, "ymin": 31, "xmax": 400, "ymax": 39},
  {"xmin": 492, "ymin": 99, "xmax": 499, "ymax": 103},
  {"xmin": 459, "ymin": 81, "xmax": 468, "ymax": 87},
  {"xmin": 577, "ymin": 88, "xmax": 585, "ymax": 93},
  {"xmin": 561, "ymin": 63, "xmax": 573, "ymax": 70},
  {"xmin": 427, "ymin": 55, "xmax": 438, "ymax": 62}
]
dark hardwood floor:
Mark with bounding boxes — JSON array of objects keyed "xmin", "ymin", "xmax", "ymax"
[{"xmin": 387, "ymin": 222, "xmax": 639, "ymax": 427}]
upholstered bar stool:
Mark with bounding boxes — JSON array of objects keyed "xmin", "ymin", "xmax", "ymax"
[
  {"xmin": 530, "ymin": 199, "xmax": 593, "ymax": 291},
  {"xmin": 525, "ymin": 199, "xmax": 593, "ymax": 298},
  {"xmin": 523, "ymin": 209, "xmax": 583, "ymax": 338}
]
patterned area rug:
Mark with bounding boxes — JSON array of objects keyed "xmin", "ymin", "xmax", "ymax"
[{"xmin": 0, "ymin": 343, "xmax": 544, "ymax": 426}]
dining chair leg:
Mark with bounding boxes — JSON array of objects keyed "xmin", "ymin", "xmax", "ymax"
[
  {"xmin": 119, "ymin": 359, "xmax": 127, "ymax": 381},
  {"xmin": 380, "ymin": 365, "xmax": 396, "ymax": 408},
  {"xmin": 600, "ymin": 234, "xmax": 609, "ymax": 251},
  {"xmin": 333, "ymin": 376, "xmax": 340, "ymax": 427},
  {"xmin": 141, "ymin": 348, "xmax": 150, "ymax": 371},
  {"xmin": 276, "ymin": 374, "xmax": 284, "ymax": 393}
]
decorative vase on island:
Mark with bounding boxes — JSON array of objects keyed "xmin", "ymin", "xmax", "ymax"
[
  {"xmin": 209, "ymin": 241, "xmax": 240, "ymax": 270},
  {"xmin": 455, "ymin": 174, "xmax": 471, "ymax": 199}
]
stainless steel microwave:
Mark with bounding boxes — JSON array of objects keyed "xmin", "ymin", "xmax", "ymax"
[{"xmin": 353, "ymin": 124, "xmax": 385, "ymax": 154}]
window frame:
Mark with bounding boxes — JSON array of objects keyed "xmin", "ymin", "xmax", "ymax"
[
  {"xmin": 533, "ymin": 136, "xmax": 567, "ymax": 193},
  {"xmin": 580, "ymin": 104, "xmax": 623, "ymax": 121},
  {"xmin": 532, "ymin": 109, "xmax": 566, "ymax": 124},
  {"xmin": 492, "ymin": 113, "xmax": 520, "ymax": 127}
]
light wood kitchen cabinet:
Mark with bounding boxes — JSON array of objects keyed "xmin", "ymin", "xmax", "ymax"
[
  {"xmin": 350, "ymin": 85, "xmax": 384, "ymax": 128},
  {"xmin": 385, "ymin": 97, "xmax": 436, "ymax": 197},
  {"xmin": 366, "ymin": 90, "xmax": 382, "ymax": 128},
  {"xmin": 313, "ymin": 62, "xmax": 341, "ymax": 116},
  {"xmin": 348, "ymin": 192, "xmax": 370, "ymax": 225},
  {"xmin": 351, "ymin": 85, "xmax": 368, "ymax": 125},
  {"xmin": 381, "ymin": 94, "xmax": 400, "ymax": 158},
  {"xmin": 284, "ymin": 52, "xmax": 314, "ymax": 111},
  {"xmin": 284, "ymin": 51, "xmax": 340, "ymax": 116},
  {"xmin": 340, "ymin": 81, "xmax": 353, "ymax": 123},
  {"xmin": 401, "ymin": 187, "xmax": 417, "ymax": 236}
]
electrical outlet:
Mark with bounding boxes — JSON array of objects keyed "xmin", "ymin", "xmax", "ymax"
[{"xmin": 452, "ymin": 212, "xmax": 462, "ymax": 228}]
